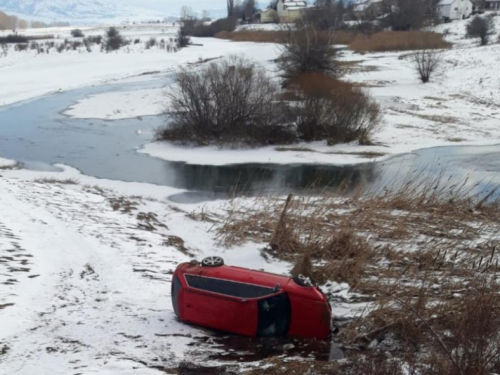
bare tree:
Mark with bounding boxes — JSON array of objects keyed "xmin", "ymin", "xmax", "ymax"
[
  {"xmin": 243, "ymin": 0, "xmax": 257, "ymax": 22},
  {"xmin": 278, "ymin": 23, "xmax": 337, "ymax": 76},
  {"xmin": 413, "ymin": 49, "xmax": 441, "ymax": 83},
  {"xmin": 227, "ymin": 0, "xmax": 235, "ymax": 17},
  {"xmin": 306, "ymin": 0, "xmax": 345, "ymax": 30},
  {"xmin": 381, "ymin": 0, "xmax": 438, "ymax": 30},
  {"xmin": 158, "ymin": 56, "xmax": 293, "ymax": 145},
  {"xmin": 467, "ymin": 16, "xmax": 496, "ymax": 46},
  {"xmin": 180, "ymin": 6, "xmax": 195, "ymax": 21}
]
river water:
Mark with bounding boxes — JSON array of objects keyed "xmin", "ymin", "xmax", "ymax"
[{"xmin": 0, "ymin": 73, "xmax": 499, "ymax": 200}]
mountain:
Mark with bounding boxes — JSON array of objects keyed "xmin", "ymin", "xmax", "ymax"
[{"xmin": 0, "ymin": 0, "xmax": 168, "ymax": 24}]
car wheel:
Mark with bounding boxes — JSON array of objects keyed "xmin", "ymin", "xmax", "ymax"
[
  {"xmin": 201, "ymin": 256, "xmax": 224, "ymax": 267},
  {"xmin": 293, "ymin": 274, "xmax": 314, "ymax": 287}
]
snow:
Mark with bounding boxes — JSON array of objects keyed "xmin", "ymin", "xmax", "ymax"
[
  {"xmin": 0, "ymin": 157, "xmax": 17, "ymax": 168},
  {"xmin": 139, "ymin": 141, "xmax": 390, "ymax": 166},
  {"xmin": 64, "ymin": 88, "xmax": 165, "ymax": 120},
  {"xmin": 0, "ymin": 25, "xmax": 280, "ymax": 108}
]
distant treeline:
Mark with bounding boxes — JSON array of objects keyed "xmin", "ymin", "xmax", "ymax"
[{"xmin": 0, "ymin": 10, "xmax": 70, "ymax": 30}]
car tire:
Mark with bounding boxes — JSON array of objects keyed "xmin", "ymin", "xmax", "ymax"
[
  {"xmin": 293, "ymin": 274, "xmax": 314, "ymax": 287},
  {"xmin": 201, "ymin": 256, "xmax": 224, "ymax": 267}
]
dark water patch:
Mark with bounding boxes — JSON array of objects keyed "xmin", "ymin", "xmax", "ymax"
[{"xmin": 191, "ymin": 334, "xmax": 343, "ymax": 363}]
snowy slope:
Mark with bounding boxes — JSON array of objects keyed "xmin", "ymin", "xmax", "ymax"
[{"xmin": 0, "ymin": 0, "xmax": 166, "ymax": 23}]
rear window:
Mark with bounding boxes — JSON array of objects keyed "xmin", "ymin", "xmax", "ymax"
[{"xmin": 185, "ymin": 274, "xmax": 275, "ymax": 299}]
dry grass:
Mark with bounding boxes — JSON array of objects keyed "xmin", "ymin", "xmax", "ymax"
[
  {"xmin": 349, "ymin": 31, "xmax": 452, "ymax": 53},
  {"xmin": 215, "ymin": 30, "xmax": 285, "ymax": 43},
  {"xmin": 33, "ymin": 177, "xmax": 79, "ymax": 185},
  {"xmin": 215, "ymin": 30, "xmax": 451, "ymax": 53},
  {"xmin": 0, "ymin": 162, "xmax": 21, "ymax": 170},
  {"xmin": 205, "ymin": 174, "xmax": 500, "ymax": 372}
]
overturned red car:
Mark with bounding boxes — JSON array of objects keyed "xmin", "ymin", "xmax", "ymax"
[{"xmin": 171, "ymin": 256, "xmax": 331, "ymax": 339}]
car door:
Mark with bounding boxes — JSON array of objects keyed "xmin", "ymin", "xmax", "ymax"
[{"xmin": 182, "ymin": 274, "xmax": 261, "ymax": 336}]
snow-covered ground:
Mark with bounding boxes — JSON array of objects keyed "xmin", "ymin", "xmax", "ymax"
[
  {"xmin": 139, "ymin": 140, "xmax": 388, "ymax": 166},
  {"xmin": 0, "ymin": 24, "xmax": 280, "ymax": 108},
  {"xmin": 0, "ymin": 157, "xmax": 17, "ymax": 168},
  {"xmin": 64, "ymin": 88, "xmax": 165, "ymax": 120}
]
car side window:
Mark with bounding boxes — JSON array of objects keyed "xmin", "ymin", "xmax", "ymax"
[{"xmin": 185, "ymin": 274, "xmax": 275, "ymax": 299}]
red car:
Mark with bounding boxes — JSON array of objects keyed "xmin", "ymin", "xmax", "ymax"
[{"xmin": 171, "ymin": 256, "xmax": 331, "ymax": 339}]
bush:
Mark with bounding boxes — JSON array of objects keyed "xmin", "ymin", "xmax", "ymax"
[
  {"xmin": 105, "ymin": 27, "xmax": 125, "ymax": 51},
  {"xmin": 289, "ymin": 73, "xmax": 380, "ymax": 145},
  {"xmin": 176, "ymin": 27, "xmax": 191, "ymax": 49},
  {"xmin": 145, "ymin": 37, "xmax": 157, "ymax": 49},
  {"xmin": 157, "ymin": 56, "xmax": 294, "ymax": 146},
  {"xmin": 413, "ymin": 49, "xmax": 441, "ymax": 83},
  {"xmin": 14, "ymin": 43, "xmax": 28, "ymax": 51},
  {"xmin": 467, "ymin": 16, "xmax": 495, "ymax": 46},
  {"xmin": 85, "ymin": 35, "xmax": 103, "ymax": 45},
  {"xmin": 278, "ymin": 24, "xmax": 337, "ymax": 77},
  {"xmin": 0, "ymin": 34, "xmax": 28, "ymax": 44},
  {"xmin": 350, "ymin": 31, "xmax": 452, "ymax": 52},
  {"xmin": 71, "ymin": 29, "xmax": 85, "ymax": 38}
]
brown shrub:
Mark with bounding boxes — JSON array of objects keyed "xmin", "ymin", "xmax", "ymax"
[
  {"xmin": 215, "ymin": 30, "xmax": 285, "ymax": 43},
  {"xmin": 349, "ymin": 31, "xmax": 452, "ymax": 52},
  {"xmin": 287, "ymin": 72, "xmax": 380, "ymax": 144},
  {"xmin": 216, "ymin": 30, "xmax": 450, "ymax": 54},
  {"xmin": 216, "ymin": 30, "xmax": 360, "ymax": 46}
]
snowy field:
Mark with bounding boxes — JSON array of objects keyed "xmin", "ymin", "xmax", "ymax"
[{"xmin": 0, "ymin": 24, "xmax": 280, "ymax": 108}]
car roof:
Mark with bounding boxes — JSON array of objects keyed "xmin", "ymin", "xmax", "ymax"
[{"xmin": 179, "ymin": 263, "xmax": 292, "ymax": 289}]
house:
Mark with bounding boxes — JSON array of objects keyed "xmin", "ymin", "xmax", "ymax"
[
  {"xmin": 276, "ymin": 0, "xmax": 308, "ymax": 23},
  {"xmin": 353, "ymin": 0, "xmax": 384, "ymax": 20},
  {"xmin": 484, "ymin": 0, "xmax": 500, "ymax": 10},
  {"xmin": 261, "ymin": 8, "xmax": 278, "ymax": 23},
  {"xmin": 437, "ymin": 0, "xmax": 475, "ymax": 20}
]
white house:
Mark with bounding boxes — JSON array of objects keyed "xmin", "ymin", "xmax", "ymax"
[
  {"xmin": 276, "ymin": 0, "xmax": 308, "ymax": 23},
  {"xmin": 437, "ymin": 0, "xmax": 475, "ymax": 20}
]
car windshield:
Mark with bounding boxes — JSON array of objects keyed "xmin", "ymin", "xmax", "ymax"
[
  {"xmin": 257, "ymin": 293, "xmax": 291, "ymax": 337},
  {"xmin": 185, "ymin": 274, "xmax": 276, "ymax": 299}
]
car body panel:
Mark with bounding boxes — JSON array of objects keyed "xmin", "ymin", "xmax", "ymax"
[{"xmin": 172, "ymin": 262, "xmax": 331, "ymax": 339}]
